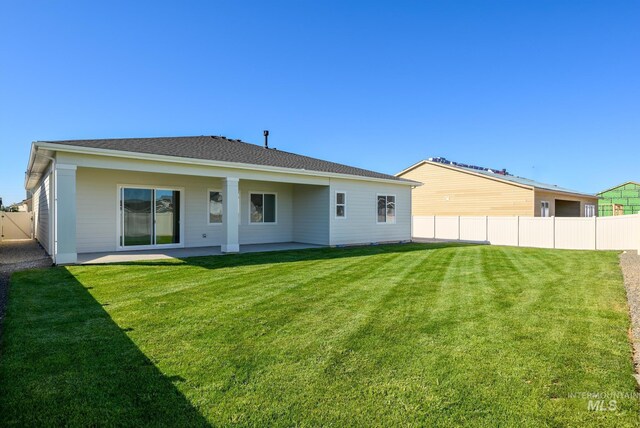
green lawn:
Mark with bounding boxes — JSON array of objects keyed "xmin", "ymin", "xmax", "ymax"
[{"xmin": 1, "ymin": 243, "xmax": 639, "ymax": 426}]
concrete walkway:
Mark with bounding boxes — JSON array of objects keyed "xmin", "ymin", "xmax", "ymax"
[{"xmin": 77, "ymin": 242, "xmax": 325, "ymax": 264}]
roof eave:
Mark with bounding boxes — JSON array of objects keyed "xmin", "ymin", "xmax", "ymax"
[{"xmin": 34, "ymin": 142, "xmax": 421, "ymax": 186}]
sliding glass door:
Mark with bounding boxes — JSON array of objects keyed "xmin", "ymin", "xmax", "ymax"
[{"xmin": 120, "ymin": 187, "xmax": 181, "ymax": 248}]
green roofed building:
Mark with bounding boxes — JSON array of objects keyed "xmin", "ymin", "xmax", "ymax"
[{"xmin": 597, "ymin": 181, "xmax": 640, "ymax": 216}]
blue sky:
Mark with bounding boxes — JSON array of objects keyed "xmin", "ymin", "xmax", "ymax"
[{"xmin": 1, "ymin": 1, "xmax": 638, "ymax": 205}]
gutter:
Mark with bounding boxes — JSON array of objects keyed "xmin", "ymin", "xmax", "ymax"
[{"xmin": 32, "ymin": 141, "xmax": 422, "ymax": 187}]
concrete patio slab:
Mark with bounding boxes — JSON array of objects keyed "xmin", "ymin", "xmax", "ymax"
[{"xmin": 77, "ymin": 242, "xmax": 325, "ymax": 264}]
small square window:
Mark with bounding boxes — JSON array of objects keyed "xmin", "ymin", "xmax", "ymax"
[{"xmin": 250, "ymin": 193, "xmax": 276, "ymax": 223}]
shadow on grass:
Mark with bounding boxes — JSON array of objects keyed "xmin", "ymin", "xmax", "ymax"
[
  {"xmin": 0, "ymin": 267, "xmax": 209, "ymax": 426},
  {"xmin": 99, "ymin": 241, "xmax": 479, "ymax": 270}
]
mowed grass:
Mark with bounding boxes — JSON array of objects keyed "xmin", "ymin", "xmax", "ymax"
[{"xmin": 1, "ymin": 243, "xmax": 639, "ymax": 426}]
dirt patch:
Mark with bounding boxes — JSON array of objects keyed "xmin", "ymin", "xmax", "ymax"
[{"xmin": 620, "ymin": 250, "xmax": 640, "ymax": 385}]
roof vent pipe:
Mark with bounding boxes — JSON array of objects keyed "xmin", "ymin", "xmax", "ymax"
[{"xmin": 263, "ymin": 130, "xmax": 269, "ymax": 148}]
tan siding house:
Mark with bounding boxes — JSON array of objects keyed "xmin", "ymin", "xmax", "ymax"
[{"xmin": 397, "ymin": 159, "xmax": 598, "ymax": 217}]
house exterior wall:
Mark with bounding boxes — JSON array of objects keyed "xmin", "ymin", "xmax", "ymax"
[
  {"xmin": 238, "ymin": 180, "xmax": 294, "ymax": 245},
  {"xmin": 533, "ymin": 190, "xmax": 599, "ymax": 217},
  {"xmin": 597, "ymin": 182, "xmax": 640, "ymax": 216},
  {"xmin": 32, "ymin": 169, "xmax": 52, "ymax": 254},
  {"xmin": 76, "ymin": 167, "xmax": 227, "ymax": 252},
  {"xmin": 398, "ymin": 162, "xmax": 534, "ymax": 216},
  {"xmin": 293, "ymin": 184, "xmax": 330, "ymax": 245},
  {"xmin": 39, "ymin": 152, "xmax": 413, "ymax": 256},
  {"xmin": 328, "ymin": 179, "xmax": 412, "ymax": 245},
  {"xmin": 75, "ymin": 168, "xmax": 303, "ymax": 252}
]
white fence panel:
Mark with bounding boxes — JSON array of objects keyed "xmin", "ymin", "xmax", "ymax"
[
  {"xmin": 435, "ymin": 216, "xmax": 459, "ymax": 240},
  {"xmin": 412, "ymin": 214, "xmax": 640, "ymax": 251},
  {"xmin": 597, "ymin": 215, "xmax": 639, "ymax": 250},
  {"xmin": 412, "ymin": 216, "xmax": 435, "ymax": 239},
  {"xmin": 459, "ymin": 216, "xmax": 487, "ymax": 242},
  {"xmin": 487, "ymin": 217, "xmax": 519, "ymax": 246},
  {"xmin": 555, "ymin": 217, "xmax": 596, "ymax": 250},
  {"xmin": 519, "ymin": 217, "xmax": 554, "ymax": 248}
]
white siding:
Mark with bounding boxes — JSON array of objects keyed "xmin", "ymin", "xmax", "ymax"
[
  {"xmin": 76, "ymin": 168, "xmax": 300, "ymax": 252},
  {"xmin": 329, "ymin": 179, "xmax": 411, "ymax": 246},
  {"xmin": 293, "ymin": 184, "xmax": 330, "ymax": 245},
  {"xmin": 76, "ymin": 168, "xmax": 226, "ymax": 252},
  {"xmin": 74, "ymin": 165, "xmax": 413, "ymax": 253},
  {"xmin": 239, "ymin": 180, "xmax": 294, "ymax": 245},
  {"xmin": 32, "ymin": 171, "xmax": 52, "ymax": 254}
]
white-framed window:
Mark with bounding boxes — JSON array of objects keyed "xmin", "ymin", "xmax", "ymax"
[
  {"xmin": 117, "ymin": 185, "xmax": 184, "ymax": 249},
  {"xmin": 377, "ymin": 194, "xmax": 396, "ymax": 224},
  {"xmin": 250, "ymin": 192, "xmax": 276, "ymax": 223},
  {"xmin": 336, "ymin": 191, "xmax": 346, "ymax": 218},
  {"xmin": 585, "ymin": 204, "xmax": 596, "ymax": 217},
  {"xmin": 208, "ymin": 190, "xmax": 223, "ymax": 224},
  {"xmin": 541, "ymin": 201, "xmax": 550, "ymax": 217}
]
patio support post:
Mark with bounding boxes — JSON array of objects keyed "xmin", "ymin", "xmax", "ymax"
[
  {"xmin": 54, "ymin": 164, "xmax": 77, "ymax": 264},
  {"xmin": 222, "ymin": 177, "xmax": 240, "ymax": 253}
]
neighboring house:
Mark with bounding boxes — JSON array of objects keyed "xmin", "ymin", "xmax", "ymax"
[
  {"xmin": 396, "ymin": 157, "xmax": 598, "ymax": 217},
  {"xmin": 597, "ymin": 181, "xmax": 640, "ymax": 216},
  {"xmin": 7, "ymin": 198, "xmax": 31, "ymax": 212},
  {"xmin": 25, "ymin": 135, "xmax": 419, "ymax": 264}
]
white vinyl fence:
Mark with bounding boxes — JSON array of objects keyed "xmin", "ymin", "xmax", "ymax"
[
  {"xmin": 0, "ymin": 211, "xmax": 34, "ymax": 240},
  {"xmin": 413, "ymin": 214, "xmax": 640, "ymax": 251}
]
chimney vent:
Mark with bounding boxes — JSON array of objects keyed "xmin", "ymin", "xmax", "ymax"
[{"xmin": 263, "ymin": 130, "xmax": 269, "ymax": 148}]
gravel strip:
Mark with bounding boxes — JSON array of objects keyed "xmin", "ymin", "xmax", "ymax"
[
  {"xmin": 620, "ymin": 250, "xmax": 640, "ymax": 385},
  {"xmin": 0, "ymin": 240, "xmax": 52, "ymax": 337}
]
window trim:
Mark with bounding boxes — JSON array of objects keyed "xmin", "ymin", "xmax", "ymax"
[
  {"xmin": 207, "ymin": 188, "xmax": 223, "ymax": 225},
  {"xmin": 335, "ymin": 191, "xmax": 347, "ymax": 219},
  {"xmin": 584, "ymin": 203, "xmax": 596, "ymax": 217},
  {"xmin": 540, "ymin": 200, "xmax": 550, "ymax": 217},
  {"xmin": 376, "ymin": 193, "xmax": 397, "ymax": 224},
  {"xmin": 248, "ymin": 191, "xmax": 278, "ymax": 225},
  {"xmin": 116, "ymin": 184, "xmax": 185, "ymax": 251}
]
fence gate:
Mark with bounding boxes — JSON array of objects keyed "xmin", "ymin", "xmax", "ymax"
[{"xmin": 0, "ymin": 212, "xmax": 33, "ymax": 240}]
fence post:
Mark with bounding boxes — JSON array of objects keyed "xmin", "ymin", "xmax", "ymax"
[
  {"xmin": 485, "ymin": 216, "xmax": 489, "ymax": 243},
  {"xmin": 594, "ymin": 216, "xmax": 598, "ymax": 250},
  {"xmin": 516, "ymin": 216, "xmax": 520, "ymax": 247},
  {"xmin": 457, "ymin": 216, "xmax": 461, "ymax": 240},
  {"xmin": 553, "ymin": 216, "xmax": 556, "ymax": 249},
  {"xmin": 637, "ymin": 215, "xmax": 640, "ymax": 255},
  {"xmin": 432, "ymin": 215, "xmax": 436, "ymax": 239}
]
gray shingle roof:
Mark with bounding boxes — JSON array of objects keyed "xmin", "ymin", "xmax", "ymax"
[{"xmin": 42, "ymin": 135, "xmax": 408, "ymax": 182}]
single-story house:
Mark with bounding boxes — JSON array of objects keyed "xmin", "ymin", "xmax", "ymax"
[
  {"xmin": 396, "ymin": 157, "xmax": 599, "ymax": 217},
  {"xmin": 25, "ymin": 135, "xmax": 419, "ymax": 264},
  {"xmin": 597, "ymin": 181, "xmax": 640, "ymax": 216}
]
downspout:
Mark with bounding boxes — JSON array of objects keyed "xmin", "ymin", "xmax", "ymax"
[{"xmin": 39, "ymin": 153, "xmax": 57, "ymax": 264}]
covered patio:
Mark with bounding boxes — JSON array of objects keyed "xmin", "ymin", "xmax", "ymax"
[{"xmin": 76, "ymin": 242, "xmax": 324, "ymax": 264}]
